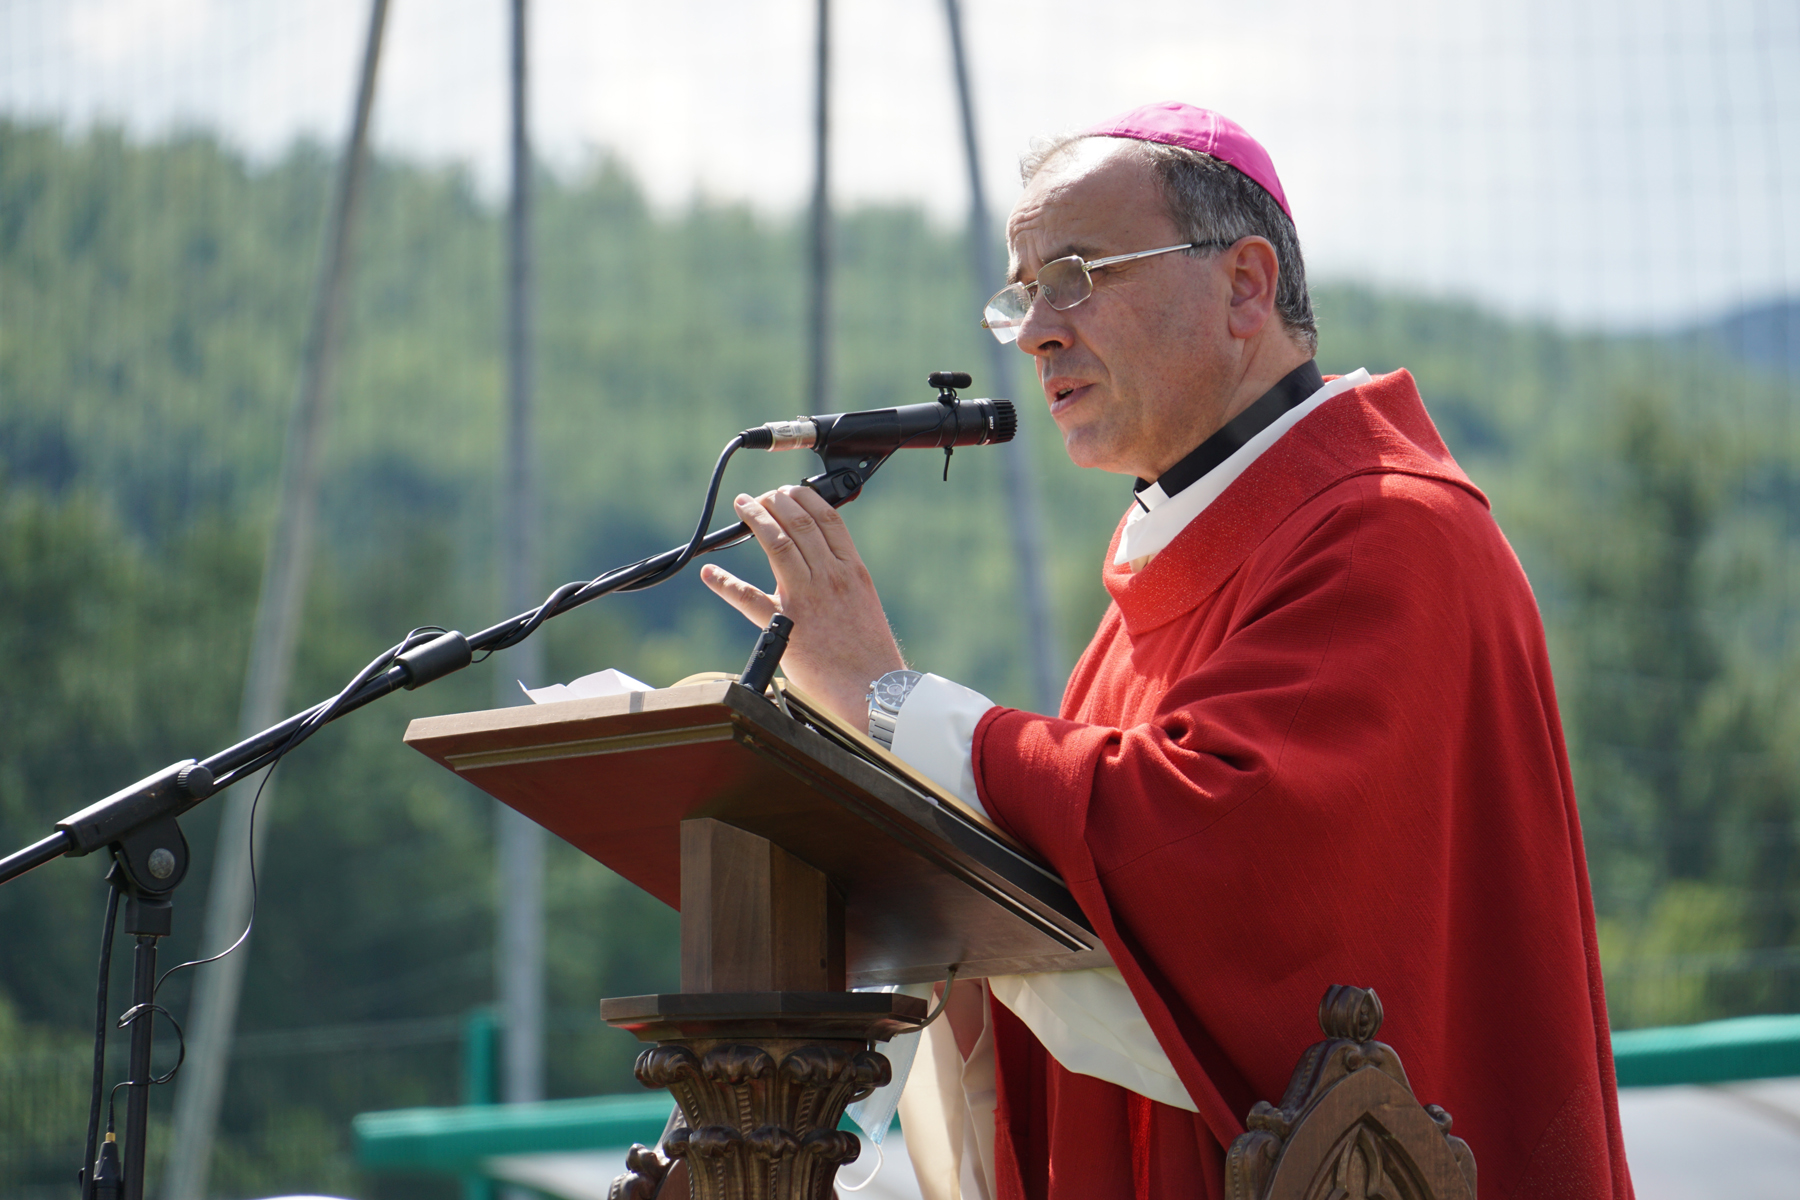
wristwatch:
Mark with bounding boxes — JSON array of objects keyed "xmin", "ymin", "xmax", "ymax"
[{"xmin": 866, "ymin": 669, "xmax": 924, "ymax": 750}]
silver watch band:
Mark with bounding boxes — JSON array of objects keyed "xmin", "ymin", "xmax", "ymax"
[
  {"xmin": 869, "ymin": 707, "xmax": 901, "ymax": 750},
  {"xmin": 866, "ymin": 669, "xmax": 923, "ymax": 750}
]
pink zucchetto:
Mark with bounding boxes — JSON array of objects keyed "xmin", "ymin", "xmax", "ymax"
[{"xmin": 1082, "ymin": 101, "xmax": 1291, "ymax": 221}]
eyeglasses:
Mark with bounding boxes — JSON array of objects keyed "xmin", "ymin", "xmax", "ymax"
[{"xmin": 980, "ymin": 241, "xmax": 1228, "ymax": 344}]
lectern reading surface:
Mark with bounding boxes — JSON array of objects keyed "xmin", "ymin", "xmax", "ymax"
[{"xmin": 403, "ymin": 679, "xmax": 1107, "ymax": 985}]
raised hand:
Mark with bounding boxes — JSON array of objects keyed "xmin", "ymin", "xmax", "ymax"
[{"xmin": 700, "ymin": 485, "xmax": 905, "ymax": 728}]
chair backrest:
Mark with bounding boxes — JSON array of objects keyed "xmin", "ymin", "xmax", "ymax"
[{"xmin": 1225, "ymin": 985, "xmax": 1478, "ymax": 1200}]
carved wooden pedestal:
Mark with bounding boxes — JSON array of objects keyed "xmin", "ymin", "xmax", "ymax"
[
  {"xmin": 603, "ymin": 820, "xmax": 928, "ymax": 1200},
  {"xmin": 603, "ymin": 994, "xmax": 923, "ymax": 1200},
  {"xmin": 640, "ymin": 1039, "xmax": 880, "ymax": 1200}
]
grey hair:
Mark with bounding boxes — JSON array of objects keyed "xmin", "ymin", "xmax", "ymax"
[{"xmin": 1020, "ymin": 135, "xmax": 1318, "ymax": 354}]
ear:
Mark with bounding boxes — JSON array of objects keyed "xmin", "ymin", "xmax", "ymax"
[{"xmin": 1225, "ymin": 237, "xmax": 1281, "ymax": 341}]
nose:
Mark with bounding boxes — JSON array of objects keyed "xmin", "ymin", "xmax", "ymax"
[{"xmin": 1015, "ymin": 292, "xmax": 1072, "ymax": 358}]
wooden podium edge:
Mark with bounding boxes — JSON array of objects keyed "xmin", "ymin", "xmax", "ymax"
[
  {"xmin": 433, "ymin": 670, "xmax": 1025, "ymax": 848},
  {"xmin": 402, "ymin": 674, "xmax": 1105, "ymax": 979}
]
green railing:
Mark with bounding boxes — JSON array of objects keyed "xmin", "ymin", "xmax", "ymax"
[
  {"xmin": 349, "ymin": 1011, "xmax": 1800, "ymax": 1182},
  {"xmin": 1609, "ymin": 1012, "xmax": 1800, "ymax": 1088},
  {"xmin": 353, "ymin": 1092, "xmax": 673, "ymax": 1171}
]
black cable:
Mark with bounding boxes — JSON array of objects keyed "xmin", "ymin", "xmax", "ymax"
[
  {"xmin": 555, "ymin": 433, "xmax": 747, "ymax": 595},
  {"xmin": 900, "ymin": 964, "xmax": 960, "ymax": 1030},
  {"xmin": 151, "ymin": 760, "xmax": 277, "ymax": 996},
  {"xmin": 85, "ymin": 912, "xmax": 190, "ymax": 1195},
  {"xmin": 74, "ymin": 751, "xmax": 272, "ymax": 1122},
  {"xmin": 81, "ymin": 884, "xmax": 121, "ymax": 1200},
  {"xmin": 287, "ymin": 624, "xmax": 446, "ymax": 744},
  {"xmin": 196, "ymin": 430, "xmax": 758, "ymax": 784},
  {"xmin": 114, "ymin": 1004, "xmax": 185, "ymax": 1085},
  {"xmin": 104, "ymin": 1078, "xmax": 135, "ymax": 1139},
  {"xmin": 209, "ymin": 626, "xmax": 444, "ymax": 791},
  {"xmin": 616, "ymin": 433, "xmax": 749, "ymax": 591},
  {"xmin": 475, "ymin": 433, "xmax": 748, "ymax": 659}
]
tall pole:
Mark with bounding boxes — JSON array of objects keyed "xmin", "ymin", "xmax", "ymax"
[
  {"xmin": 941, "ymin": 0, "xmax": 1063, "ymax": 712},
  {"xmin": 497, "ymin": 0, "xmax": 546, "ymax": 1116},
  {"xmin": 163, "ymin": 3, "xmax": 391, "ymax": 1197},
  {"xmin": 807, "ymin": 0, "xmax": 832, "ymax": 411}
]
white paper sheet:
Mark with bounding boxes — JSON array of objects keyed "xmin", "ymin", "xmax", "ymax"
[{"xmin": 521, "ymin": 668, "xmax": 652, "ymax": 705}]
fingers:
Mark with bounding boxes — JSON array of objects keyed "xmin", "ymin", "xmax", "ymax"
[
  {"xmin": 781, "ymin": 485, "xmax": 861, "ymax": 561},
  {"xmin": 700, "ymin": 563, "xmax": 779, "ymax": 627},
  {"xmin": 734, "ymin": 492, "xmax": 805, "ymax": 575},
  {"xmin": 703, "ymin": 487, "xmax": 899, "ymax": 726},
  {"xmin": 753, "ymin": 488, "xmax": 826, "ymax": 570},
  {"xmin": 733, "ymin": 485, "xmax": 861, "ymax": 578},
  {"xmin": 751, "ymin": 486, "xmax": 862, "ymax": 567}
]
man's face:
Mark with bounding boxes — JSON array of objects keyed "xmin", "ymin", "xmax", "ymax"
[{"xmin": 1006, "ymin": 140, "xmax": 1236, "ymax": 479}]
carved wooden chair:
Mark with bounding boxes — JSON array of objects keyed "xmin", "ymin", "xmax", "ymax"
[{"xmin": 1226, "ymin": 985, "xmax": 1477, "ymax": 1200}]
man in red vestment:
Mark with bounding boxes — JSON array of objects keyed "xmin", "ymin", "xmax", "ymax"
[{"xmin": 703, "ymin": 102, "xmax": 1633, "ymax": 1198}]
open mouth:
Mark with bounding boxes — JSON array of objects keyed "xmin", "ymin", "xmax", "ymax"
[{"xmin": 1045, "ymin": 377, "xmax": 1087, "ymax": 412}]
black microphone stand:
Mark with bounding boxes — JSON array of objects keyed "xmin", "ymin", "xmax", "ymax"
[{"xmin": 0, "ymin": 371, "xmax": 986, "ymax": 1200}]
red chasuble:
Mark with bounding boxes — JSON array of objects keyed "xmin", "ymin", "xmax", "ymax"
[{"xmin": 972, "ymin": 370, "xmax": 1632, "ymax": 1199}]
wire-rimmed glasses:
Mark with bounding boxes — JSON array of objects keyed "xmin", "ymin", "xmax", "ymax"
[{"xmin": 980, "ymin": 241, "xmax": 1228, "ymax": 344}]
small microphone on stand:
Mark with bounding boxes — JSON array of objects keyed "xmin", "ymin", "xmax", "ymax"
[
  {"xmin": 738, "ymin": 372, "xmax": 1016, "ymax": 502},
  {"xmin": 740, "ymin": 614, "xmax": 794, "ymax": 696},
  {"xmin": 740, "ymin": 376, "xmax": 1015, "ymax": 458}
]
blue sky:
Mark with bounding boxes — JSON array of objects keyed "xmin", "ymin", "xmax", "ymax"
[{"xmin": 3, "ymin": 0, "xmax": 1795, "ymax": 329}]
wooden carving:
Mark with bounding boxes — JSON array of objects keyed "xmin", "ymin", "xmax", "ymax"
[
  {"xmin": 1226, "ymin": 985, "xmax": 1478, "ymax": 1200},
  {"xmin": 608, "ymin": 1105, "xmax": 689, "ymax": 1200},
  {"xmin": 619, "ymin": 1039, "xmax": 890, "ymax": 1200}
]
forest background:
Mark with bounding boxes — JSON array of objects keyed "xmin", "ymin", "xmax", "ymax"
[{"xmin": 2, "ymin": 120, "xmax": 1798, "ymax": 1197}]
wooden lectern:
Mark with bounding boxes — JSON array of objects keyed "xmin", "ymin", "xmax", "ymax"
[{"xmin": 404, "ymin": 679, "xmax": 1108, "ymax": 1199}]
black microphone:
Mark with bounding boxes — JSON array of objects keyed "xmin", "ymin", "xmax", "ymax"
[{"xmin": 740, "ymin": 376, "xmax": 1017, "ymax": 457}]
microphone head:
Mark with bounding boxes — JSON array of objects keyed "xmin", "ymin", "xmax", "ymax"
[
  {"xmin": 928, "ymin": 370, "xmax": 974, "ymax": 390},
  {"xmin": 989, "ymin": 399, "xmax": 1018, "ymax": 444}
]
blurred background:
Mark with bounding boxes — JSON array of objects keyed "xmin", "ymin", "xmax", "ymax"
[{"xmin": 0, "ymin": 0, "xmax": 1796, "ymax": 1196}]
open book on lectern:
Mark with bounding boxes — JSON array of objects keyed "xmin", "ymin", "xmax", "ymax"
[{"xmin": 402, "ymin": 675, "xmax": 1112, "ymax": 986}]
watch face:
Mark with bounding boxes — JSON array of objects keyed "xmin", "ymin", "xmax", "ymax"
[{"xmin": 872, "ymin": 670, "xmax": 923, "ymax": 710}]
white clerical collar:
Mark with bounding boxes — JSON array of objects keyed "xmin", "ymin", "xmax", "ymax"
[{"xmin": 1115, "ymin": 368, "xmax": 1373, "ymax": 566}]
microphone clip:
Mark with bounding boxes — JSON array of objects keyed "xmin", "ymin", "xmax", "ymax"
[
  {"xmin": 927, "ymin": 370, "xmax": 972, "ymax": 482},
  {"xmin": 803, "ymin": 465, "xmax": 873, "ymax": 506},
  {"xmin": 803, "ymin": 370, "xmax": 979, "ymax": 503}
]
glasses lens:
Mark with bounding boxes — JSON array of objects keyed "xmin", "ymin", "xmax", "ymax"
[
  {"xmin": 1037, "ymin": 256, "xmax": 1093, "ymax": 311},
  {"xmin": 982, "ymin": 284, "xmax": 1031, "ymax": 344}
]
